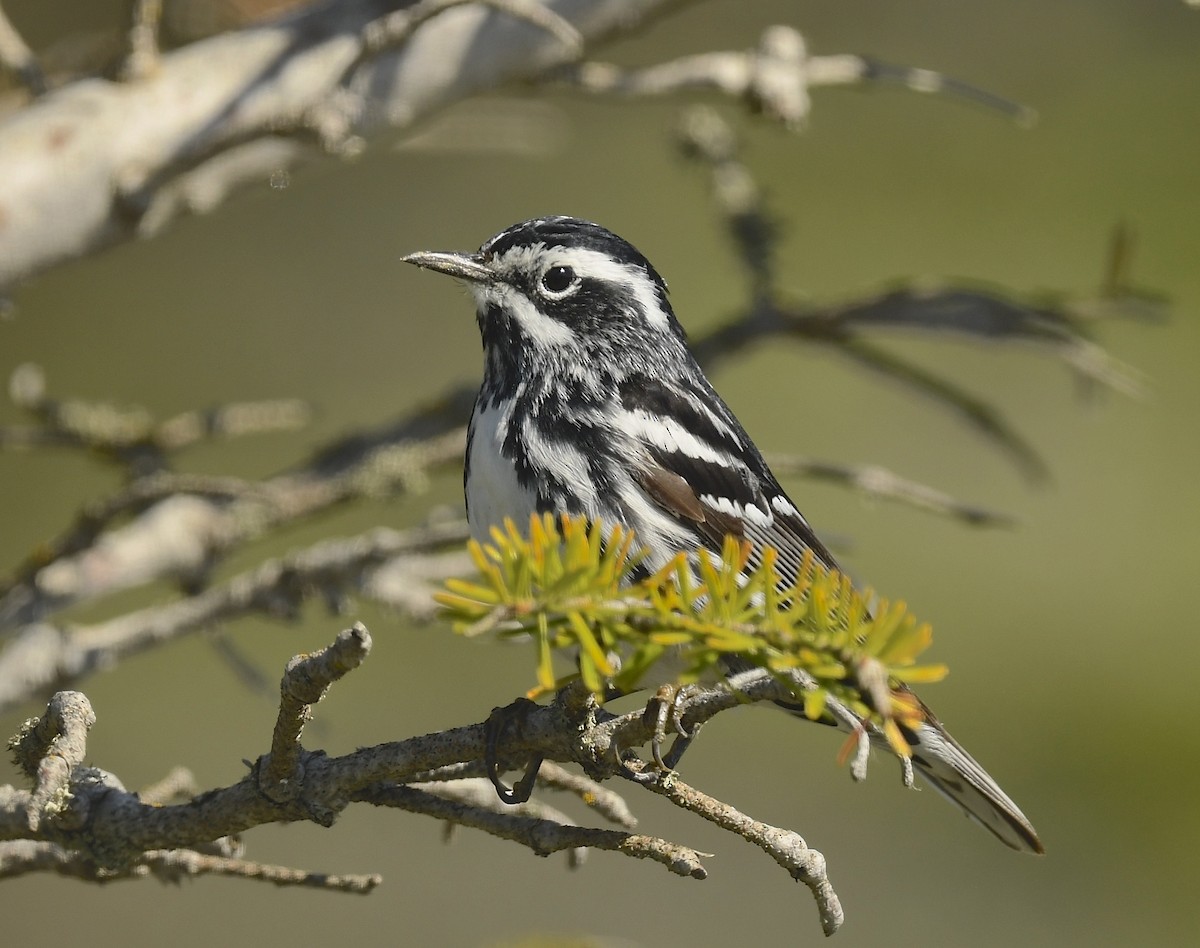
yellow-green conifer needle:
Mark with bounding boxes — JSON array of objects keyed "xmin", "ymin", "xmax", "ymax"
[
  {"xmin": 803, "ymin": 688, "xmax": 828, "ymax": 721},
  {"xmin": 705, "ymin": 628, "xmax": 761, "ymax": 653},
  {"xmin": 883, "ymin": 718, "xmax": 913, "ymax": 758},
  {"xmin": 440, "ymin": 577, "xmax": 501, "ymax": 605},
  {"xmin": 892, "ymin": 663, "xmax": 948, "ymax": 684},
  {"xmin": 529, "ymin": 511, "xmax": 549, "ymax": 550},
  {"xmin": 466, "ymin": 539, "xmax": 490, "ymax": 574},
  {"xmin": 879, "ymin": 619, "xmax": 934, "ymax": 666},
  {"xmin": 568, "ymin": 611, "xmax": 614, "ymax": 678},
  {"xmin": 578, "ymin": 654, "xmax": 604, "ymax": 694},
  {"xmin": 862, "ymin": 598, "xmax": 905, "ymax": 655},
  {"xmin": 808, "ymin": 660, "xmax": 848, "ymax": 679},
  {"xmin": 649, "ymin": 631, "xmax": 694, "ymax": 646},
  {"xmin": 536, "ymin": 613, "xmax": 555, "ymax": 692},
  {"xmin": 439, "ymin": 513, "xmax": 949, "ymax": 754}
]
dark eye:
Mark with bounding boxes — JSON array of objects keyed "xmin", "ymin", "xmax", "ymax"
[{"xmin": 540, "ymin": 265, "xmax": 576, "ymax": 295}]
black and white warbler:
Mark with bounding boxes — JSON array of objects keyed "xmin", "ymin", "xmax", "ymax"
[{"xmin": 404, "ymin": 216, "xmax": 1042, "ymax": 854}]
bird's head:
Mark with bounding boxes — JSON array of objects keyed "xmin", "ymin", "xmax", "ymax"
[{"xmin": 404, "ymin": 217, "xmax": 689, "ymax": 389}]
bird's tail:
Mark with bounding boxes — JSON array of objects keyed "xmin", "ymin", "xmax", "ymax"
[
  {"xmin": 904, "ymin": 713, "xmax": 1043, "ymax": 854},
  {"xmin": 771, "ymin": 682, "xmax": 1043, "ymax": 853}
]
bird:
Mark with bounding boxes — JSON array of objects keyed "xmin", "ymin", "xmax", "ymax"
[{"xmin": 403, "ymin": 215, "xmax": 1042, "ymax": 854}]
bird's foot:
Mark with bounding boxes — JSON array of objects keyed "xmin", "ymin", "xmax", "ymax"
[
  {"xmin": 643, "ymin": 683, "xmax": 704, "ymax": 771},
  {"xmin": 483, "ymin": 697, "xmax": 543, "ymax": 804}
]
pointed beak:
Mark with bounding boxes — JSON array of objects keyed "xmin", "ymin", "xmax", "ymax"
[{"xmin": 402, "ymin": 250, "xmax": 495, "ymax": 284}]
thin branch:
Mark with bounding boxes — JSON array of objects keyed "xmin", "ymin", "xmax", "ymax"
[
  {"xmin": 140, "ymin": 847, "xmax": 382, "ymax": 890},
  {"xmin": 630, "ymin": 765, "xmax": 842, "ymax": 936},
  {"xmin": 406, "ymin": 759, "xmax": 638, "ymax": 829},
  {"xmin": 260, "ymin": 624, "xmax": 372, "ymax": 800},
  {"xmin": 8, "ymin": 690, "xmax": 96, "ymax": 832},
  {"xmin": 677, "ymin": 104, "xmax": 1151, "ymax": 482},
  {"xmin": 764, "ymin": 454, "xmax": 1016, "ymax": 527},
  {"xmin": 525, "ymin": 759, "xmax": 638, "ymax": 828},
  {"xmin": 677, "ymin": 104, "xmax": 776, "ymax": 305},
  {"xmin": 563, "ymin": 25, "xmax": 1031, "ymax": 128},
  {"xmin": 850, "ymin": 58, "xmax": 1036, "ymax": 124},
  {"xmin": 0, "ymin": 838, "xmax": 381, "ymax": 890},
  {"xmin": 408, "ymin": 776, "xmax": 591, "ymax": 865},
  {"xmin": 828, "ymin": 333, "xmax": 1051, "ymax": 482},
  {"xmin": 364, "ymin": 0, "xmax": 584, "ymax": 59},
  {"xmin": 355, "ymin": 782, "xmax": 705, "ymax": 878},
  {"xmin": 0, "ymin": 3, "xmax": 46, "ymax": 95},
  {"xmin": 120, "ymin": 0, "xmax": 164, "ymax": 82},
  {"xmin": 0, "ymin": 522, "xmax": 468, "ymax": 714},
  {"xmin": 3, "ymin": 365, "xmax": 312, "ymax": 458}
]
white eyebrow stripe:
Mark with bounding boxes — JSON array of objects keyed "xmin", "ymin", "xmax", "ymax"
[
  {"xmin": 548, "ymin": 247, "xmax": 669, "ymax": 330},
  {"xmin": 491, "ymin": 243, "xmax": 669, "ymax": 332}
]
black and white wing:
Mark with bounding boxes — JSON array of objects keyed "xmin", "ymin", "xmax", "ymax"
[
  {"xmin": 615, "ymin": 372, "xmax": 839, "ymax": 582},
  {"xmin": 616, "ymin": 372, "xmax": 1044, "ymax": 855}
]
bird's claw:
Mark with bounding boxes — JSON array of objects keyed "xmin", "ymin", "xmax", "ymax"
[
  {"xmin": 644, "ymin": 683, "xmax": 703, "ymax": 771},
  {"xmin": 613, "ymin": 742, "xmax": 659, "ymax": 784},
  {"xmin": 483, "ymin": 697, "xmax": 543, "ymax": 804}
]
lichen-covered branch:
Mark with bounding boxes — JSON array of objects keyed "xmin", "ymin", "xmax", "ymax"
[
  {"xmin": 0, "ymin": 622, "xmax": 852, "ymax": 933},
  {"xmin": 356, "ymin": 781, "xmax": 704, "ymax": 877},
  {"xmin": 629, "ymin": 765, "xmax": 843, "ymax": 935}
]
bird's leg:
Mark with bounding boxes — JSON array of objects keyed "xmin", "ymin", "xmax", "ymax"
[
  {"xmin": 483, "ymin": 697, "xmax": 543, "ymax": 804},
  {"xmin": 644, "ymin": 683, "xmax": 705, "ymax": 770}
]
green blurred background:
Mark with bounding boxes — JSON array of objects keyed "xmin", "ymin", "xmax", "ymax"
[{"xmin": 2, "ymin": 0, "xmax": 1198, "ymax": 944}]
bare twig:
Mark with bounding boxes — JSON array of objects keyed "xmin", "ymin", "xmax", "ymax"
[
  {"xmin": 632, "ymin": 766, "xmax": 842, "ymax": 936},
  {"xmin": 120, "ymin": 0, "xmax": 164, "ymax": 82},
  {"xmin": 1, "ymin": 364, "xmax": 311, "ymax": 466},
  {"xmin": 356, "ymin": 781, "xmax": 704, "ymax": 878},
  {"xmin": 138, "ymin": 847, "xmax": 382, "ymax": 891},
  {"xmin": 260, "ymin": 623, "xmax": 372, "ymax": 800},
  {"xmin": 0, "ymin": 521, "xmax": 469, "ymax": 714},
  {"xmin": 408, "ymin": 775, "xmax": 591, "ymax": 865},
  {"xmin": 677, "ymin": 105, "xmax": 776, "ymax": 305},
  {"xmin": 0, "ymin": 838, "xmax": 381, "ymax": 890},
  {"xmin": 677, "ymin": 104, "xmax": 1151, "ymax": 482},
  {"xmin": 830, "ymin": 333, "xmax": 1051, "ymax": 482},
  {"xmin": 765, "ymin": 454, "xmax": 1015, "ymax": 527},
  {"xmin": 0, "ymin": 3, "xmax": 46, "ymax": 95},
  {"xmin": 364, "ymin": 0, "xmax": 584, "ymax": 59},
  {"xmin": 526, "ymin": 760, "xmax": 638, "ymax": 828},
  {"xmin": 8, "ymin": 691, "xmax": 97, "ymax": 832},
  {"xmin": 406, "ymin": 758, "xmax": 638, "ymax": 829},
  {"xmin": 564, "ymin": 25, "xmax": 1031, "ymax": 128}
]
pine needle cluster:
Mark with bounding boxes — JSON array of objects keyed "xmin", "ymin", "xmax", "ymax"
[{"xmin": 436, "ymin": 514, "xmax": 947, "ymax": 758}]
